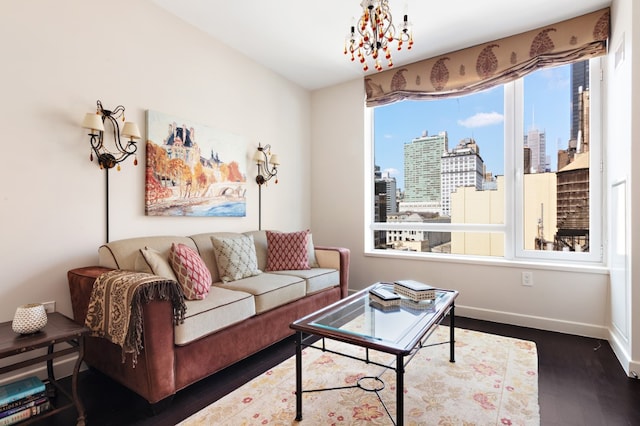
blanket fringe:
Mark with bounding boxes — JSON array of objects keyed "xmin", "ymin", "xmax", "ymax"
[{"xmin": 124, "ymin": 278, "xmax": 187, "ymax": 365}]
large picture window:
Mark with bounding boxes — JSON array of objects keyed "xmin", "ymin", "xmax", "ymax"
[{"xmin": 368, "ymin": 58, "xmax": 602, "ymax": 264}]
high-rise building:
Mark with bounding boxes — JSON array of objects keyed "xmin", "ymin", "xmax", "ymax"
[
  {"xmin": 403, "ymin": 131, "xmax": 447, "ymax": 211},
  {"xmin": 559, "ymin": 63, "xmax": 591, "ymax": 170},
  {"xmin": 554, "ymin": 62, "xmax": 591, "ymax": 252},
  {"xmin": 375, "ymin": 172, "xmax": 398, "ymax": 216},
  {"xmin": 571, "ymin": 61, "xmax": 589, "ymax": 143},
  {"xmin": 440, "ymin": 138, "xmax": 485, "ymax": 216},
  {"xmin": 373, "ymin": 166, "xmax": 397, "ymax": 248},
  {"xmin": 523, "ymin": 146, "xmax": 532, "ymax": 174},
  {"xmin": 524, "ymin": 126, "xmax": 547, "ymax": 173}
]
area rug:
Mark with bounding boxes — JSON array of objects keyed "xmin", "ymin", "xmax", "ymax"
[{"xmin": 178, "ymin": 326, "xmax": 539, "ymax": 425}]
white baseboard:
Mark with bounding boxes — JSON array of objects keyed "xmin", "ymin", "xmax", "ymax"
[
  {"xmin": 345, "ymin": 288, "xmax": 611, "ymax": 339},
  {"xmin": 605, "ymin": 326, "xmax": 640, "ymax": 381},
  {"xmin": 607, "ymin": 328, "xmax": 632, "ymax": 375},
  {"xmin": 455, "ymin": 305, "xmax": 609, "ymax": 339}
]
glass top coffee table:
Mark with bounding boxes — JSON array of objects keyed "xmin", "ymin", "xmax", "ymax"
[{"xmin": 290, "ymin": 282, "xmax": 458, "ymax": 426}]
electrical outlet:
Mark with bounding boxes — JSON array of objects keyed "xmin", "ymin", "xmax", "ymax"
[
  {"xmin": 521, "ymin": 271, "xmax": 533, "ymax": 287},
  {"xmin": 42, "ymin": 301, "xmax": 55, "ymax": 313}
]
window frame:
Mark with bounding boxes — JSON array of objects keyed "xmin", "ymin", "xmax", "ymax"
[{"xmin": 365, "ymin": 58, "xmax": 604, "ymax": 267}]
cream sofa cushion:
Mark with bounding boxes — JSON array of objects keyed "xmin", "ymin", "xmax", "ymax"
[
  {"xmin": 270, "ymin": 268, "xmax": 339, "ymax": 295},
  {"xmin": 243, "ymin": 230, "xmax": 268, "ymax": 270},
  {"xmin": 99, "ymin": 236, "xmax": 196, "ymax": 271},
  {"xmin": 175, "ymin": 286, "xmax": 255, "ymax": 345},
  {"xmin": 220, "ymin": 273, "xmax": 305, "ymax": 314}
]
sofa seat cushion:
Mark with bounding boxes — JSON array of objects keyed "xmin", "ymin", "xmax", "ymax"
[
  {"xmin": 219, "ymin": 273, "xmax": 305, "ymax": 314},
  {"xmin": 270, "ymin": 268, "xmax": 340, "ymax": 295},
  {"xmin": 175, "ymin": 286, "xmax": 255, "ymax": 345}
]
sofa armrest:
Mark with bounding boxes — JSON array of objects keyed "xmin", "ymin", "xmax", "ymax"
[
  {"xmin": 68, "ymin": 266, "xmax": 113, "ymax": 325},
  {"xmin": 314, "ymin": 246, "xmax": 350, "ymax": 298},
  {"xmin": 67, "ymin": 266, "xmax": 178, "ymax": 403}
]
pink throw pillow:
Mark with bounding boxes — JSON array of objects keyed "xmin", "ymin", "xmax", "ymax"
[
  {"xmin": 168, "ymin": 243, "xmax": 211, "ymax": 300},
  {"xmin": 266, "ymin": 230, "xmax": 310, "ymax": 271}
]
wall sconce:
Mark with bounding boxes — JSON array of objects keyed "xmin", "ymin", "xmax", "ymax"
[
  {"xmin": 253, "ymin": 143, "xmax": 280, "ymax": 230},
  {"xmin": 82, "ymin": 100, "xmax": 141, "ymax": 171},
  {"xmin": 81, "ymin": 100, "xmax": 141, "ymax": 242}
]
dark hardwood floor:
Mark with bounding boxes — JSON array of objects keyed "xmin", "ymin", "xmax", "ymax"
[{"xmin": 42, "ymin": 317, "xmax": 640, "ymax": 425}]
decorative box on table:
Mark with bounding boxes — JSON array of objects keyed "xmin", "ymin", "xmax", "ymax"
[
  {"xmin": 368, "ymin": 286, "xmax": 401, "ymax": 308},
  {"xmin": 393, "ymin": 280, "xmax": 436, "ymax": 301}
]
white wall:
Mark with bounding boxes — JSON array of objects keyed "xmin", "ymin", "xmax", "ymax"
[
  {"xmin": 628, "ymin": 0, "xmax": 640, "ymax": 377},
  {"xmin": 0, "ymin": 0, "xmax": 311, "ymax": 323},
  {"xmin": 606, "ymin": 0, "xmax": 640, "ymax": 376}
]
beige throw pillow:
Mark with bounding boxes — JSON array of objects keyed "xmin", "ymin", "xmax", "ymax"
[
  {"xmin": 211, "ymin": 235, "xmax": 261, "ymax": 283},
  {"xmin": 136, "ymin": 247, "xmax": 178, "ymax": 281},
  {"xmin": 307, "ymin": 233, "xmax": 319, "ymax": 268}
]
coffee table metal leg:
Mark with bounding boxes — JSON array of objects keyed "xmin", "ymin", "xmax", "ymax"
[
  {"xmin": 396, "ymin": 354, "xmax": 404, "ymax": 426},
  {"xmin": 450, "ymin": 304, "xmax": 455, "ymax": 363},
  {"xmin": 295, "ymin": 331, "xmax": 303, "ymax": 421}
]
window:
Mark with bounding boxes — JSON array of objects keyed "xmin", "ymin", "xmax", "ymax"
[{"xmin": 368, "ymin": 58, "xmax": 602, "ymax": 264}]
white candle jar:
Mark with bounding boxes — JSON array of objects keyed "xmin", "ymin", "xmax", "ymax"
[{"xmin": 12, "ymin": 303, "xmax": 48, "ymax": 334}]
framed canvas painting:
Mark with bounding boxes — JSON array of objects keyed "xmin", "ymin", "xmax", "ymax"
[{"xmin": 145, "ymin": 110, "xmax": 247, "ymax": 217}]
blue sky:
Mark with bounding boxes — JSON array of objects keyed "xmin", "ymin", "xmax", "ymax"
[{"xmin": 374, "ymin": 64, "xmax": 572, "ymax": 190}]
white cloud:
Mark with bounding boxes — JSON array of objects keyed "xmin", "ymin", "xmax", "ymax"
[
  {"xmin": 457, "ymin": 112, "xmax": 504, "ymax": 128},
  {"xmin": 384, "ymin": 167, "xmax": 399, "ymax": 176},
  {"xmin": 536, "ymin": 67, "xmax": 570, "ymax": 90}
]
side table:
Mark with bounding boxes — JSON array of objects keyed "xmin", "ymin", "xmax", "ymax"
[{"xmin": 0, "ymin": 312, "xmax": 89, "ymax": 425}]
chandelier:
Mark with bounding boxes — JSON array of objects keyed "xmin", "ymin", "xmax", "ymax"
[{"xmin": 344, "ymin": 0, "xmax": 413, "ymax": 72}]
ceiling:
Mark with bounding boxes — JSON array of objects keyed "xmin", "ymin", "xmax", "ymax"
[{"xmin": 151, "ymin": 0, "xmax": 611, "ymax": 91}]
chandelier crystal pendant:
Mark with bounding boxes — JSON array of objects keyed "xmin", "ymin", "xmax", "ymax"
[{"xmin": 344, "ymin": 0, "xmax": 413, "ymax": 72}]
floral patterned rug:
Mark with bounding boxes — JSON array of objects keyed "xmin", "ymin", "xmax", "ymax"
[{"xmin": 179, "ymin": 326, "xmax": 539, "ymax": 425}]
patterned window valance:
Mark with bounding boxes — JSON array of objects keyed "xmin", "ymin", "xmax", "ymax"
[{"xmin": 365, "ymin": 7, "xmax": 610, "ymax": 107}]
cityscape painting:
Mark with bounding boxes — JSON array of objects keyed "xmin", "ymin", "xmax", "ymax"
[{"xmin": 145, "ymin": 110, "xmax": 247, "ymax": 217}]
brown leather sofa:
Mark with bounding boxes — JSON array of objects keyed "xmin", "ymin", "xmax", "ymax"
[{"xmin": 67, "ymin": 230, "xmax": 349, "ymax": 408}]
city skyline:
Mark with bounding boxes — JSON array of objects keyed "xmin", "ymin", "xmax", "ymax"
[{"xmin": 374, "ymin": 64, "xmax": 572, "ymax": 191}]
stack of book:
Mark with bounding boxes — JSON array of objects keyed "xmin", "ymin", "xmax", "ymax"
[
  {"xmin": 0, "ymin": 376, "xmax": 51, "ymax": 425},
  {"xmin": 393, "ymin": 280, "xmax": 436, "ymax": 301}
]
